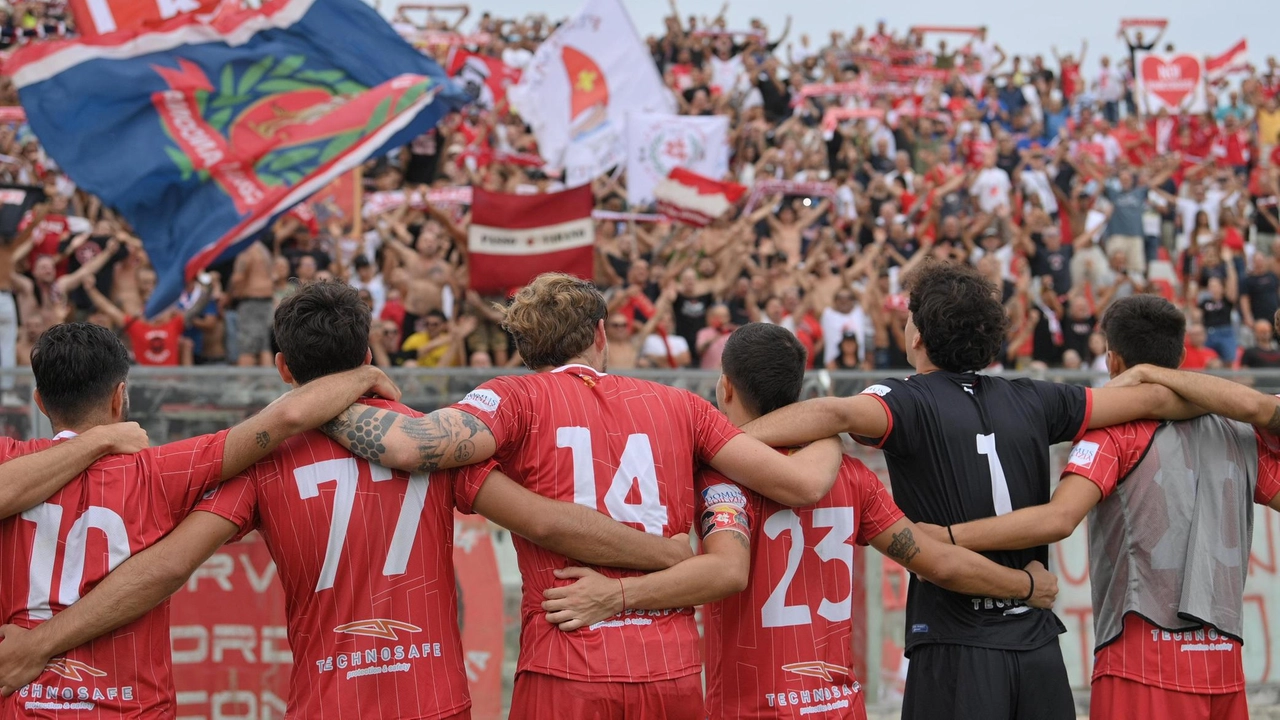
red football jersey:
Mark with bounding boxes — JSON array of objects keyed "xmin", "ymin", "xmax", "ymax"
[
  {"xmin": 697, "ymin": 456, "xmax": 903, "ymax": 719},
  {"xmin": 1, "ymin": 431, "xmax": 228, "ymax": 719},
  {"xmin": 196, "ymin": 398, "xmax": 496, "ymax": 720},
  {"xmin": 451, "ymin": 364, "xmax": 743, "ymax": 683},
  {"xmin": 122, "ymin": 315, "xmax": 184, "ymax": 367},
  {"xmin": 1064, "ymin": 420, "xmax": 1280, "ymax": 694}
]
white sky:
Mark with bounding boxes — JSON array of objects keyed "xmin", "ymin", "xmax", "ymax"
[{"xmin": 377, "ymin": 0, "xmax": 1277, "ymax": 68}]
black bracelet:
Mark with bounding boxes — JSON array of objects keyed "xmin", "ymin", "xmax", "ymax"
[
  {"xmin": 1022, "ymin": 568, "xmax": 1034, "ymax": 603},
  {"xmin": 947, "ymin": 525, "xmax": 956, "ymax": 545}
]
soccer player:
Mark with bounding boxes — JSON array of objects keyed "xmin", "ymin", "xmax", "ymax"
[
  {"xmin": 0, "ymin": 282, "xmax": 695, "ymax": 719},
  {"xmin": 539, "ymin": 323, "xmax": 1061, "ymax": 719},
  {"xmin": 320, "ymin": 273, "xmax": 847, "ymax": 718},
  {"xmin": 0, "ymin": 321, "xmax": 398, "ymax": 717},
  {"xmin": 934, "ymin": 295, "xmax": 1280, "ymax": 720},
  {"xmin": 743, "ymin": 261, "xmax": 1199, "ymax": 720}
]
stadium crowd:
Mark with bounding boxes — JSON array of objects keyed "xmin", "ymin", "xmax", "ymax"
[{"xmin": 0, "ymin": 3, "xmax": 1279, "ymax": 383}]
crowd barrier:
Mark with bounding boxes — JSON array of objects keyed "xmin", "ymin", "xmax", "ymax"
[{"xmin": 8, "ymin": 367, "xmax": 1280, "ymax": 717}]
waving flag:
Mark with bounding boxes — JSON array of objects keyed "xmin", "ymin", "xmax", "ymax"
[
  {"xmin": 1206, "ymin": 39, "xmax": 1249, "ymax": 82},
  {"xmin": 654, "ymin": 168, "xmax": 745, "ymax": 227},
  {"xmin": 447, "ymin": 49, "xmax": 521, "ymax": 111},
  {"xmin": 8, "ymin": 0, "xmax": 469, "ymax": 315},
  {"xmin": 468, "ymin": 186, "xmax": 594, "ymax": 295}
]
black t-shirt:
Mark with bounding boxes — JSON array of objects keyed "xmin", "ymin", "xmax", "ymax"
[
  {"xmin": 1242, "ymin": 346, "xmax": 1280, "ymax": 368},
  {"xmin": 62, "ymin": 235, "xmax": 129, "ymax": 310},
  {"xmin": 1062, "ymin": 314, "xmax": 1096, "ymax": 359},
  {"xmin": 1032, "ymin": 246, "xmax": 1074, "ymax": 296},
  {"xmin": 1200, "ymin": 297, "xmax": 1233, "ymax": 329},
  {"xmin": 1255, "ymin": 196, "xmax": 1278, "ymax": 234},
  {"xmin": 854, "ymin": 372, "xmax": 1087, "ymax": 653},
  {"xmin": 674, "ymin": 292, "xmax": 713, "ymax": 358},
  {"xmin": 1245, "ymin": 271, "xmax": 1280, "ymax": 324}
]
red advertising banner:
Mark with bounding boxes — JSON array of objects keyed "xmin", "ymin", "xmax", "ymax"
[{"xmin": 170, "ymin": 513, "xmax": 506, "ymax": 719}]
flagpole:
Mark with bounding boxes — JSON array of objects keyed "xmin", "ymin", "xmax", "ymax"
[{"xmin": 352, "ymin": 166, "xmax": 364, "ymax": 240}]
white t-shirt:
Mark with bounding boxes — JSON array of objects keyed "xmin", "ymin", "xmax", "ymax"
[
  {"xmin": 972, "ymin": 168, "xmax": 1013, "ymax": 214},
  {"xmin": 640, "ymin": 333, "xmax": 690, "ymax": 365},
  {"xmin": 349, "ymin": 275, "xmax": 387, "ymax": 318},
  {"xmin": 820, "ymin": 306, "xmax": 868, "ymax": 365},
  {"xmin": 1020, "ymin": 169, "xmax": 1058, "ymax": 215}
]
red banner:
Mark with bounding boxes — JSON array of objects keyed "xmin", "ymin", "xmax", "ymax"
[
  {"xmin": 170, "ymin": 515, "xmax": 507, "ymax": 719},
  {"xmin": 447, "ymin": 49, "xmax": 521, "ymax": 111},
  {"xmin": 70, "ymin": 0, "xmax": 220, "ymax": 38},
  {"xmin": 467, "ymin": 185, "xmax": 595, "ymax": 294}
]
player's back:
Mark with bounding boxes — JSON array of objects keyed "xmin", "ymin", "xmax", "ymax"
[
  {"xmin": 857, "ymin": 371, "xmax": 1090, "ymax": 652},
  {"xmin": 701, "ymin": 455, "xmax": 900, "ymax": 719},
  {"xmin": 0, "ymin": 432, "xmax": 229, "ymax": 719},
  {"xmin": 452, "ymin": 364, "xmax": 742, "ymax": 682},
  {"xmin": 196, "ymin": 398, "xmax": 487, "ymax": 720}
]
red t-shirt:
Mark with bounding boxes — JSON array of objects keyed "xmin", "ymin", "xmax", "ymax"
[
  {"xmin": 196, "ymin": 399, "xmax": 496, "ymax": 719},
  {"xmin": 698, "ymin": 456, "xmax": 902, "ymax": 719},
  {"xmin": 1063, "ymin": 421, "xmax": 1280, "ymax": 693},
  {"xmin": 17, "ymin": 212, "xmax": 69, "ymax": 268},
  {"xmin": 1060, "ymin": 62, "xmax": 1081, "ymax": 99},
  {"xmin": 1181, "ymin": 344, "xmax": 1220, "ymax": 370},
  {"xmin": 122, "ymin": 315, "xmax": 184, "ymax": 366},
  {"xmin": 2, "ymin": 431, "xmax": 228, "ymax": 718},
  {"xmin": 451, "ymin": 364, "xmax": 742, "ymax": 682}
]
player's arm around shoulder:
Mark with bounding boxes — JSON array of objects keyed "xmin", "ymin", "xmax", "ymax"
[
  {"xmin": 1111, "ymin": 364, "xmax": 1280, "ymax": 432},
  {"xmin": 0, "ymin": 423, "xmax": 148, "ymax": 519},
  {"xmin": 540, "ymin": 481, "xmax": 753, "ymax": 632},
  {"xmin": 742, "ymin": 393, "xmax": 891, "ymax": 449},
  {"xmin": 320, "ymin": 404, "xmax": 497, "ymax": 473},
  {"xmin": 223, "ymin": 366, "xmax": 402, "ymax": 481},
  {"xmin": 709, "ymin": 434, "xmax": 844, "ymax": 507},
  {"xmin": 872, "ymin": 519, "xmax": 1058, "ymax": 610}
]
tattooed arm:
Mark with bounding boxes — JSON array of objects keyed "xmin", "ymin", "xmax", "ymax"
[
  {"xmin": 320, "ymin": 405, "xmax": 497, "ymax": 472},
  {"xmin": 868, "ymin": 519, "xmax": 1057, "ymax": 609},
  {"xmin": 221, "ymin": 368, "xmax": 402, "ymax": 481},
  {"xmin": 1108, "ymin": 364, "xmax": 1280, "ymax": 434}
]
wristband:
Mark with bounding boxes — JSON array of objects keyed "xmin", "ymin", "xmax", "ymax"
[
  {"xmin": 947, "ymin": 525, "xmax": 956, "ymax": 545},
  {"xmin": 618, "ymin": 577, "xmax": 627, "ymax": 612},
  {"xmin": 1021, "ymin": 568, "xmax": 1034, "ymax": 603}
]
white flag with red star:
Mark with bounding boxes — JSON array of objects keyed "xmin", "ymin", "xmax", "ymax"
[{"xmin": 508, "ymin": 0, "xmax": 675, "ymax": 187}]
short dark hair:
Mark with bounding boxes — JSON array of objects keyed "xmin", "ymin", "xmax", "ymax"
[
  {"xmin": 31, "ymin": 323, "xmax": 130, "ymax": 423},
  {"xmin": 721, "ymin": 323, "xmax": 807, "ymax": 417},
  {"xmin": 273, "ymin": 281, "xmax": 371, "ymax": 384},
  {"xmin": 905, "ymin": 260, "xmax": 1009, "ymax": 373},
  {"xmin": 1100, "ymin": 295, "xmax": 1186, "ymax": 369},
  {"xmin": 425, "ymin": 309, "xmax": 447, "ymax": 322}
]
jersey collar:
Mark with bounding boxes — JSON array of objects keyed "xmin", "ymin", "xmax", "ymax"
[
  {"xmin": 551, "ymin": 364, "xmax": 607, "ymax": 377},
  {"xmin": 53, "ymin": 430, "xmax": 78, "ymax": 440}
]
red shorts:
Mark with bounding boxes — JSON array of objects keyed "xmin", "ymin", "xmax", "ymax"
[
  {"xmin": 509, "ymin": 671, "xmax": 703, "ymax": 720},
  {"xmin": 1091, "ymin": 675, "xmax": 1248, "ymax": 720}
]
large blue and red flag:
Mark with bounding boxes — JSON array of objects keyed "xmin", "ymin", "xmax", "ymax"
[{"xmin": 7, "ymin": 0, "xmax": 469, "ymax": 315}]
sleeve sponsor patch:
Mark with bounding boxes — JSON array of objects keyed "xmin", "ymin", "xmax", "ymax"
[
  {"xmin": 458, "ymin": 388, "xmax": 501, "ymax": 413},
  {"xmin": 862, "ymin": 384, "xmax": 892, "ymax": 397},
  {"xmin": 1068, "ymin": 440, "xmax": 1100, "ymax": 469},
  {"xmin": 700, "ymin": 482, "xmax": 748, "ymax": 511}
]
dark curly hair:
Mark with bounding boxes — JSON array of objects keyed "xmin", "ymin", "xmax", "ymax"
[{"xmin": 905, "ymin": 260, "xmax": 1009, "ymax": 373}]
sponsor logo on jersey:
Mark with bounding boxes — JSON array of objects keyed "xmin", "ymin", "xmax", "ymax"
[
  {"xmin": 459, "ymin": 388, "xmax": 501, "ymax": 413},
  {"xmin": 1069, "ymin": 440, "xmax": 1101, "ymax": 469},
  {"xmin": 781, "ymin": 660, "xmax": 850, "ymax": 682},
  {"xmin": 862, "ymin": 384, "xmax": 892, "ymax": 397},
  {"xmin": 44, "ymin": 659, "xmax": 107, "ymax": 682},
  {"xmin": 911, "ymin": 624, "xmax": 929, "ymax": 633},
  {"xmin": 700, "ymin": 482, "xmax": 748, "ymax": 509},
  {"xmin": 334, "ymin": 619, "xmax": 422, "ymax": 641}
]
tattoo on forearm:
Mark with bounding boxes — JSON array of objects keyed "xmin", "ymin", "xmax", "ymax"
[
  {"xmin": 400, "ymin": 412, "xmax": 489, "ymax": 472},
  {"xmin": 322, "ymin": 406, "xmax": 394, "ymax": 464},
  {"xmin": 728, "ymin": 531, "xmax": 751, "ymax": 553},
  {"xmin": 255, "ymin": 431, "xmax": 270, "ymax": 449},
  {"xmin": 886, "ymin": 527, "xmax": 921, "ymax": 565},
  {"xmin": 1267, "ymin": 405, "xmax": 1280, "ymax": 436}
]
